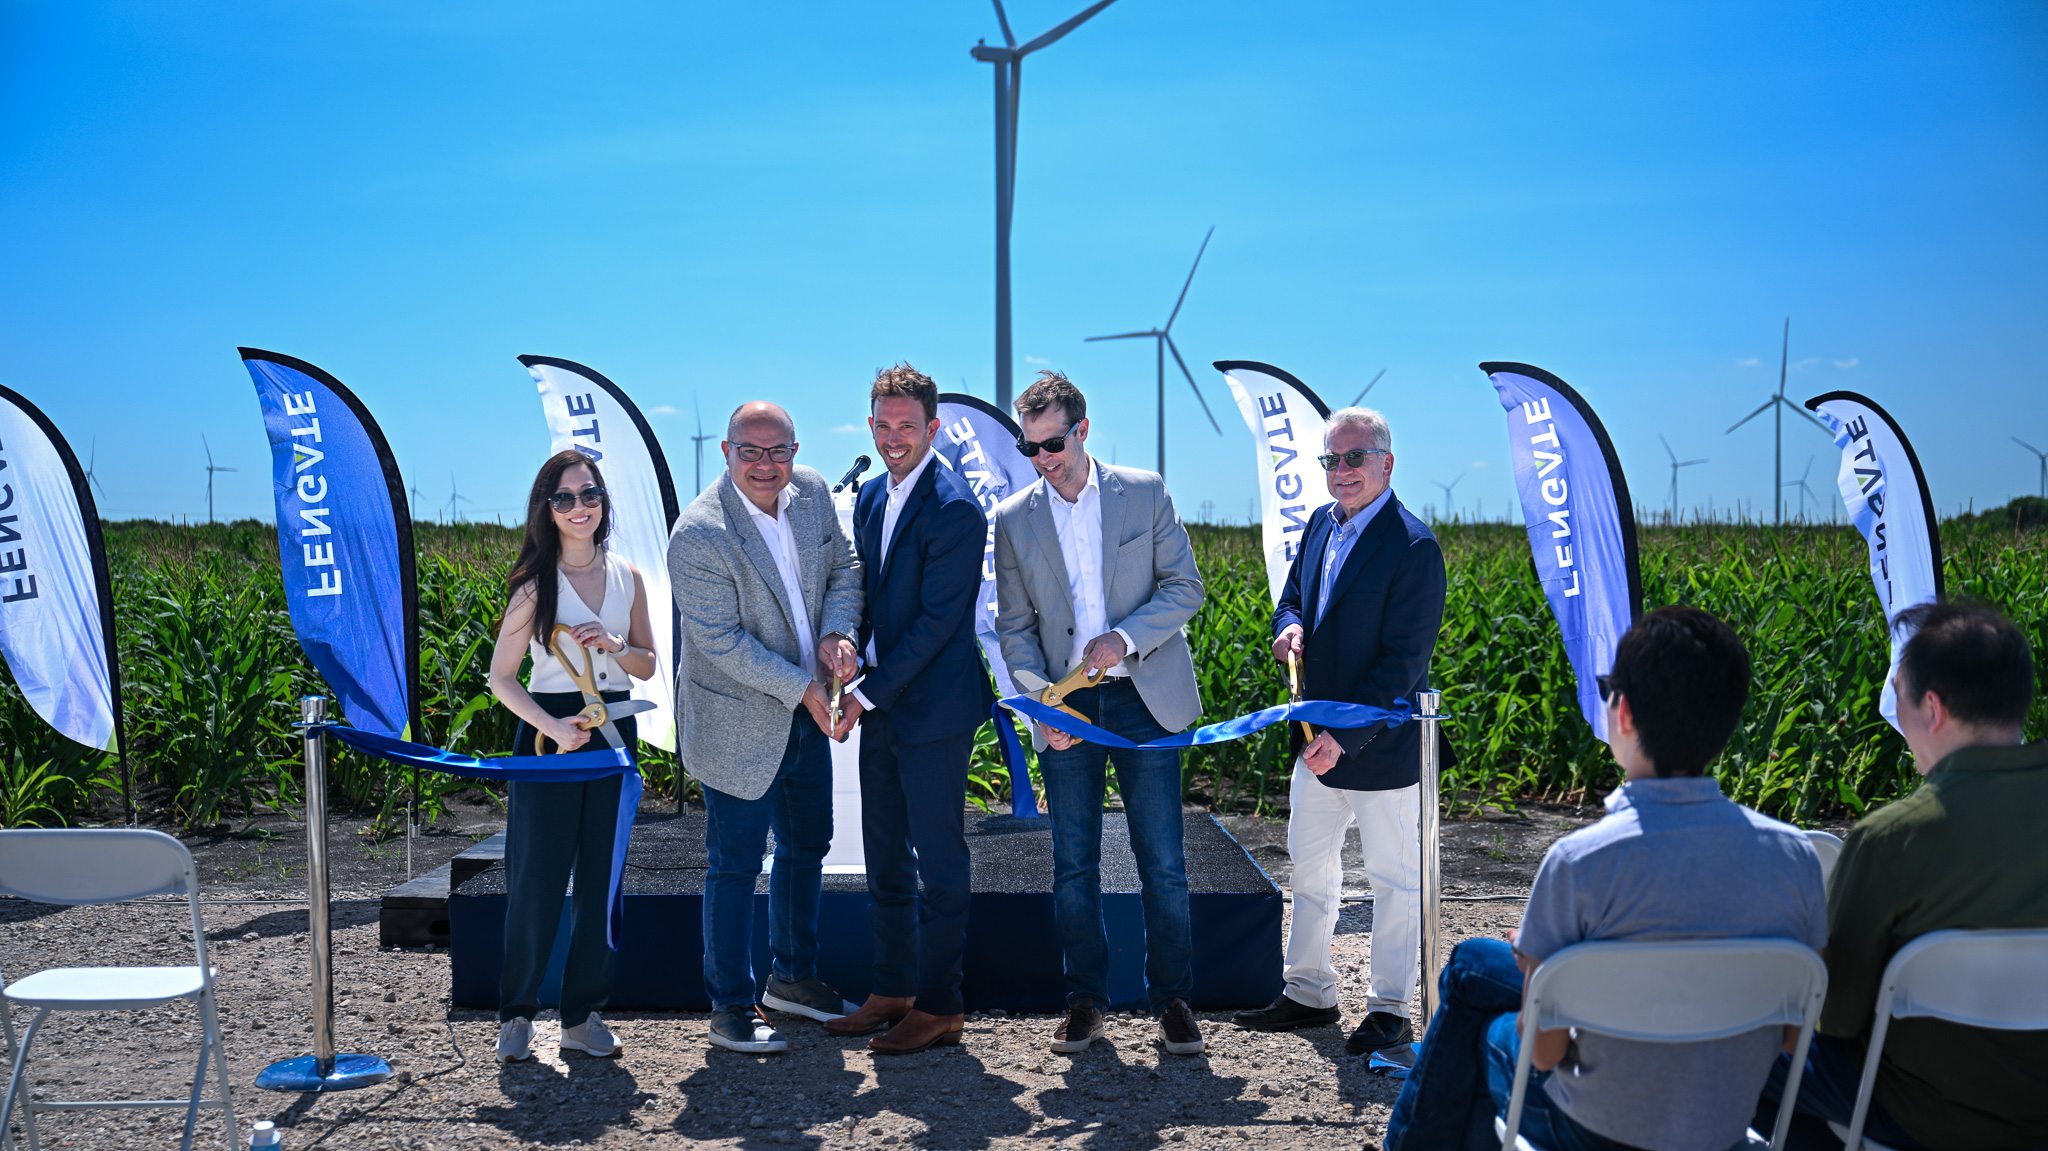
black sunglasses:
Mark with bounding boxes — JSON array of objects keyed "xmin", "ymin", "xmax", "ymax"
[
  {"xmin": 1597, "ymin": 674, "xmax": 1617, "ymax": 702},
  {"xmin": 547, "ymin": 486, "xmax": 605, "ymax": 514},
  {"xmin": 1317, "ymin": 448, "xmax": 1388, "ymax": 471},
  {"xmin": 1017, "ymin": 422, "xmax": 1079, "ymax": 458}
]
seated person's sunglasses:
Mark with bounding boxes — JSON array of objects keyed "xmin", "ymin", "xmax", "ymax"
[
  {"xmin": 1017, "ymin": 423, "xmax": 1079, "ymax": 458},
  {"xmin": 1316, "ymin": 448, "xmax": 1388, "ymax": 471},
  {"xmin": 547, "ymin": 486, "xmax": 605, "ymax": 513}
]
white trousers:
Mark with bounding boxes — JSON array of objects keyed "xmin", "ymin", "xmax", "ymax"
[{"xmin": 1283, "ymin": 760, "xmax": 1420, "ymax": 1015}]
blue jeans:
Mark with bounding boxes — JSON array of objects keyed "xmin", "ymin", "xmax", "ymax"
[
  {"xmin": 1037, "ymin": 677, "xmax": 1193, "ymax": 1012},
  {"xmin": 699, "ymin": 712, "xmax": 833, "ymax": 1012},
  {"xmin": 1750, "ymin": 1033, "xmax": 1931, "ymax": 1151},
  {"xmin": 1386, "ymin": 939, "xmax": 1630, "ymax": 1151}
]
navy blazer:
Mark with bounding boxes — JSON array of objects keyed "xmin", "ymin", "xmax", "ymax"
[
  {"xmin": 1272, "ymin": 493, "xmax": 1449, "ymax": 792},
  {"xmin": 852, "ymin": 456, "xmax": 997, "ymax": 744}
]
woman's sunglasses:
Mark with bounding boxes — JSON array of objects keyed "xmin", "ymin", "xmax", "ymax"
[
  {"xmin": 1316, "ymin": 448, "xmax": 1388, "ymax": 471},
  {"xmin": 1017, "ymin": 422, "xmax": 1078, "ymax": 458},
  {"xmin": 548, "ymin": 486, "xmax": 605, "ymax": 514}
]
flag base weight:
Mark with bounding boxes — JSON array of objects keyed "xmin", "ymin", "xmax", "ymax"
[{"xmin": 255, "ymin": 1053, "xmax": 392, "ymax": 1092}]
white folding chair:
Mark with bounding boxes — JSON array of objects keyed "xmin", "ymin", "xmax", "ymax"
[
  {"xmin": 1805, "ymin": 830, "xmax": 1843, "ymax": 888},
  {"xmin": 0, "ymin": 829, "xmax": 239, "ymax": 1151},
  {"xmin": 1833, "ymin": 928, "xmax": 2048, "ymax": 1151},
  {"xmin": 1495, "ymin": 938, "xmax": 1828, "ymax": 1151}
]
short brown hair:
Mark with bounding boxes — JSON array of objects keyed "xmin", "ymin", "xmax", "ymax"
[
  {"xmin": 870, "ymin": 363, "xmax": 938, "ymax": 423},
  {"xmin": 1015, "ymin": 370, "xmax": 1086, "ymax": 426}
]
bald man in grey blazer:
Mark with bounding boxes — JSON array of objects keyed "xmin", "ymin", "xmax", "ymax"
[
  {"xmin": 669, "ymin": 400, "xmax": 863, "ymax": 1056},
  {"xmin": 992, "ymin": 371, "xmax": 1209, "ymax": 1058}
]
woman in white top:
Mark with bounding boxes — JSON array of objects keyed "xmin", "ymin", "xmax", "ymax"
[{"xmin": 485, "ymin": 450, "xmax": 656, "ymax": 1064}]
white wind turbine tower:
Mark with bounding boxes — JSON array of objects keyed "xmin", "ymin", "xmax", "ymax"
[
  {"xmin": 446, "ymin": 474, "xmax": 471, "ymax": 524},
  {"xmin": 1431, "ymin": 473, "xmax": 1466, "ymax": 520},
  {"xmin": 972, "ymin": 0, "xmax": 1121, "ymax": 410},
  {"xmin": 2014, "ymin": 437, "xmax": 2046, "ymax": 499},
  {"xmin": 1661, "ymin": 435, "xmax": 1707, "ymax": 522},
  {"xmin": 1084, "ymin": 227, "xmax": 1224, "ymax": 479},
  {"xmin": 691, "ymin": 396, "xmax": 718, "ymax": 494},
  {"xmin": 1726, "ymin": 317, "xmax": 1827, "ymax": 524},
  {"xmin": 1784, "ymin": 455, "xmax": 1819, "ymax": 522},
  {"xmin": 202, "ymin": 435, "xmax": 237, "ymax": 524},
  {"xmin": 84, "ymin": 439, "xmax": 108, "ymax": 503}
]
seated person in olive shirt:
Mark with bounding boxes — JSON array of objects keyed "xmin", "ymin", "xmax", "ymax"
[{"xmin": 1756, "ymin": 599, "xmax": 2048, "ymax": 1150}]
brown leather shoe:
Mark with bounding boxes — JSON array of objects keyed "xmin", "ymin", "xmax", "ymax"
[
  {"xmin": 823, "ymin": 994, "xmax": 914, "ymax": 1037},
  {"xmin": 1050, "ymin": 997, "xmax": 1104, "ymax": 1053},
  {"xmin": 868, "ymin": 1009, "xmax": 964, "ymax": 1055}
]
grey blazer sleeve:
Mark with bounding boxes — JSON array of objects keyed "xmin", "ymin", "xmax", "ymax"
[
  {"xmin": 1112, "ymin": 482, "xmax": 1204, "ymax": 663},
  {"xmin": 669, "ymin": 529, "xmax": 812, "ymax": 710},
  {"xmin": 992, "ymin": 510, "xmax": 1051, "ymax": 695}
]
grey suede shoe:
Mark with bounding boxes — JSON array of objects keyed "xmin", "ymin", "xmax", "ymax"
[{"xmin": 762, "ymin": 976, "xmax": 853, "ymax": 1022}]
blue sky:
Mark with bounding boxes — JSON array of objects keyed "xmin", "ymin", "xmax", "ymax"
[{"xmin": 3, "ymin": 1, "xmax": 2044, "ymax": 526}]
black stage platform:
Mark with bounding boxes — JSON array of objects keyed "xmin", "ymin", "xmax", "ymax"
[{"xmin": 446, "ymin": 811, "xmax": 1282, "ymax": 1014}]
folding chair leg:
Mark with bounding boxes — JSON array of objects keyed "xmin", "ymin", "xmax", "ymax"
[
  {"xmin": 180, "ymin": 1030, "xmax": 208, "ymax": 1151},
  {"xmin": 1, "ymin": 1009, "xmax": 48, "ymax": 1151},
  {"xmin": 198, "ymin": 988, "xmax": 236, "ymax": 1149},
  {"xmin": 1771, "ymin": 1025, "xmax": 1816, "ymax": 1149}
]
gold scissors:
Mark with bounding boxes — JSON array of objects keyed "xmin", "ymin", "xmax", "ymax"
[
  {"xmin": 829, "ymin": 672, "xmax": 843, "ymax": 732},
  {"xmin": 534, "ymin": 624, "xmax": 651, "ymax": 755},
  {"xmin": 1288, "ymin": 650, "xmax": 1314, "ymax": 744},
  {"xmin": 1039, "ymin": 663, "xmax": 1107, "ymax": 724}
]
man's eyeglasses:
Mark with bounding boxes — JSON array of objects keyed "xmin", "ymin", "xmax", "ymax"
[
  {"xmin": 1597, "ymin": 674, "xmax": 1616, "ymax": 702},
  {"xmin": 1317, "ymin": 448, "xmax": 1388, "ymax": 472},
  {"xmin": 547, "ymin": 486, "xmax": 605, "ymax": 514},
  {"xmin": 1017, "ymin": 423, "xmax": 1079, "ymax": 458},
  {"xmin": 733, "ymin": 443, "xmax": 798, "ymax": 463}
]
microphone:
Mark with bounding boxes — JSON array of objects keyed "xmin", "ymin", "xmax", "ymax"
[{"xmin": 833, "ymin": 455, "xmax": 872, "ymax": 493}]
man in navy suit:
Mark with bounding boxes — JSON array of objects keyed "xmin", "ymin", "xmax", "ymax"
[
  {"xmin": 1232, "ymin": 407, "xmax": 1448, "ymax": 1058},
  {"xmin": 823, "ymin": 364, "xmax": 996, "ymax": 1054}
]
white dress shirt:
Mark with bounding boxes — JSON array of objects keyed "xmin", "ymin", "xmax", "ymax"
[
  {"xmin": 737, "ymin": 478, "xmax": 817, "ymax": 680},
  {"xmin": 851, "ymin": 449, "xmax": 936, "ymax": 709},
  {"xmin": 1047, "ymin": 458, "xmax": 1134, "ymax": 678},
  {"xmin": 1315, "ymin": 484, "xmax": 1394, "ymax": 630}
]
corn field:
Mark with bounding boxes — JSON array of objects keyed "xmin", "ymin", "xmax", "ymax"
[{"xmin": 2, "ymin": 513, "xmax": 2042, "ymax": 830}]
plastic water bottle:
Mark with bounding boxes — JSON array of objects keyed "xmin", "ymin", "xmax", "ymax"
[{"xmin": 249, "ymin": 1120, "xmax": 281, "ymax": 1148}]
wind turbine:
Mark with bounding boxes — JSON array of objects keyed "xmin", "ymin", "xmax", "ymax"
[
  {"xmin": 1431, "ymin": 472, "xmax": 1466, "ymax": 520},
  {"xmin": 691, "ymin": 395, "xmax": 718, "ymax": 493},
  {"xmin": 1350, "ymin": 369, "xmax": 1387, "ymax": 407},
  {"xmin": 83, "ymin": 439, "xmax": 108, "ymax": 502},
  {"xmin": 1084, "ymin": 227, "xmax": 1223, "ymax": 479},
  {"xmin": 1660, "ymin": 435, "xmax": 1707, "ymax": 521},
  {"xmin": 201, "ymin": 435, "xmax": 236, "ymax": 524},
  {"xmin": 409, "ymin": 483, "xmax": 425, "ymax": 519},
  {"xmin": 1726, "ymin": 316, "xmax": 1828, "ymax": 525},
  {"xmin": 2015, "ymin": 437, "xmax": 2047, "ymax": 499},
  {"xmin": 1784, "ymin": 456, "xmax": 1818, "ymax": 522},
  {"xmin": 972, "ymin": 0, "xmax": 1120, "ymax": 410},
  {"xmin": 446, "ymin": 474, "xmax": 471, "ymax": 524}
]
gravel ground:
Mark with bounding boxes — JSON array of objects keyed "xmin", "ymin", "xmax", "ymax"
[{"xmin": 1, "ymin": 804, "xmax": 1595, "ymax": 1150}]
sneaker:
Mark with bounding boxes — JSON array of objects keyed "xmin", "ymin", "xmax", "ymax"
[
  {"xmin": 1158, "ymin": 999, "xmax": 1206, "ymax": 1056},
  {"xmin": 560, "ymin": 1013, "xmax": 621, "ymax": 1057},
  {"xmin": 1231, "ymin": 992, "xmax": 1341, "ymax": 1032},
  {"xmin": 1345, "ymin": 1010, "xmax": 1413, "ymax": 1055},
  {"xmin": 1050, "ymin": 997, "xmax": 1105, "ymax": 1054},
  {"xmin": 762, "ymin": 975, "xmax": 852, "ymax": 1022},
  {"xmin": 709, "ymin": 1006, "xmax": 788, "ymax": 1054},
  {"xmin": 495, "ymin": 1017, "xmax": 533, "ymax": 1063}
]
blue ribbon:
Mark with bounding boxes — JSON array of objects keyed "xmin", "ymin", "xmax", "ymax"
[
  {"xmin": 990, "ymin": 694, "xmax": 1412, "ymax": 818},
  {"xmin": 312, "ymin": 725, "xmax": 642, "ymax": 948}
]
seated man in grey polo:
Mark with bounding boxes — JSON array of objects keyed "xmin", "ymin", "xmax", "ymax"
[{"xmin": 1385, "ymin": 606, "xmax": 1828, "ymax": 1151}]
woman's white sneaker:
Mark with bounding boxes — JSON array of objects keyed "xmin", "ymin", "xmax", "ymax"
[
  {"xmin": 560, "ymin": 1013, "xmax": 621, "ymax": 1057},
  {"xmin": 496, "ymin": 1017, "xmax": 534, "ymax": 1063}
]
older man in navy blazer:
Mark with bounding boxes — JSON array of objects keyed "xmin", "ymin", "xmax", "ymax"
[
  {"xmin": 823, "ymin": 364, "xmax": 995, "ymax": 1054},
  {"xmin": 1233, "ymin": 406, "xmax": 1448, "ymax": 1058}
]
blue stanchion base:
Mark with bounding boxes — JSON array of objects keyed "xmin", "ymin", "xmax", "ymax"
[
  {"xmin": 1367, "ymin": 1040, "xmax": 1419, "ymax": 1079},
  {"xmin": 255, "ymin": 1053, "xmax": 393, "ymax": 1092}
]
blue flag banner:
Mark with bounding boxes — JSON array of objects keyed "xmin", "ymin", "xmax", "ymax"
[
  {"xmin": 1805, "ymin": 391, "xmax": 1944, "ymax": 731},
  {"xmin": 315, "ymin": 725, "xmax": 641, "ymax": 947},
  {"xmin": 1484, "ymin": 363, "xmax": 1642, "ymax": 742},
  {"xmin": 241, "ymin": 349, "xmax": 418, "ymax": 738},
  {"xmin": 934, "ymin": 392, "xmax": 1042, "ymax": 816}
]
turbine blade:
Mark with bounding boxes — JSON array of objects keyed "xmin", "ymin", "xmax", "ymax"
[
  {"xmin": 2015, "ymin": 437, "xmax": 2044, "ymax": 456},
  {"xmin": 1660, "ymin": 433, "xmax": 1676, "ymax": 463},
  {"xmin": 1726, "ymin": 398, "xmax": 1774, "ymax": 434},
  {"xmin": 1162, "ymin": 226, "xmax": 1214, "ymax": 332},
  {"xmin": 1086, "ymin": 330, "xmax": 1156, "ymax": 342},
  {"xmin": 1681, "ymin": 458, "xmax": 1708, "ymax": 467},
  {"xmin": 991, "ymin": 0, "xmax": 1017, "ymax": 47},
  {"xmin": 1778, "ymin": 397, "xmax": 1830, "ymax": 433},
  {"xmin": 202, "ymin": 433, "xmax": 214, "ymax": 466},
  {"xmin": 1165, "ymin": 334, "xmax": 1223, "ymax": 435},
  {"xmin": 1350, "ymin": 369, "xmax": 1386, "ymax": 406},
  {"xmin": 1018, "ymin": 0, "xmax": 1118, "ymax": 55}
]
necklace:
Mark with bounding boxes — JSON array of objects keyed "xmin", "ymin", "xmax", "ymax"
[{"xmin": 558, "ymin": 547, "xmax": 601, "ymax": 571}]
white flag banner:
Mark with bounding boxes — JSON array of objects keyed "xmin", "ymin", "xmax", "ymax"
[
  {"xmin": 0, "ymin": 383, "xmax": 120, "ymax": 752},
  {"xmin": 1806, "ymin": 390, "xmax": 1944, "ymax": 731},
  {"xmin": 522, "ymin": 356, "xmax": 683, "ymax": 752},
  {"xmin": 1217, "ymin": 361, "xmax": 1334, "ymax": 604},
  {"xmin": 934, "ymin": 393, "xmax": 1039, "ymax": 699}
]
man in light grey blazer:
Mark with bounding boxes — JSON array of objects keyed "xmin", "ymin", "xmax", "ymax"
[
  {"xmin": 668, "ymin": 400, "xmax": 863, "ymax": 1055},
  {"xmin": 991, "ymin": 371, "xmax": 1209, "ymax": 1058}
]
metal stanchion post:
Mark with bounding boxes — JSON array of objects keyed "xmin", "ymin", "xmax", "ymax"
[
  {"xmin": 1416, "ymin": 689, "xmax": 1444, "ymax": 1032},
  {"xmin": 257, "ymin": 696, "xmax": 393, "ymax": 1093}
]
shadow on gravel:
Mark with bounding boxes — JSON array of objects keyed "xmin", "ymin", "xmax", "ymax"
[
  {"xmin": 480, "ymin": 1054, "xmax": 651, "ymax": 1145},
  {"xmin": 870, "ymin": 1047, "xmax": 1032, "ymax": 1148}
]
